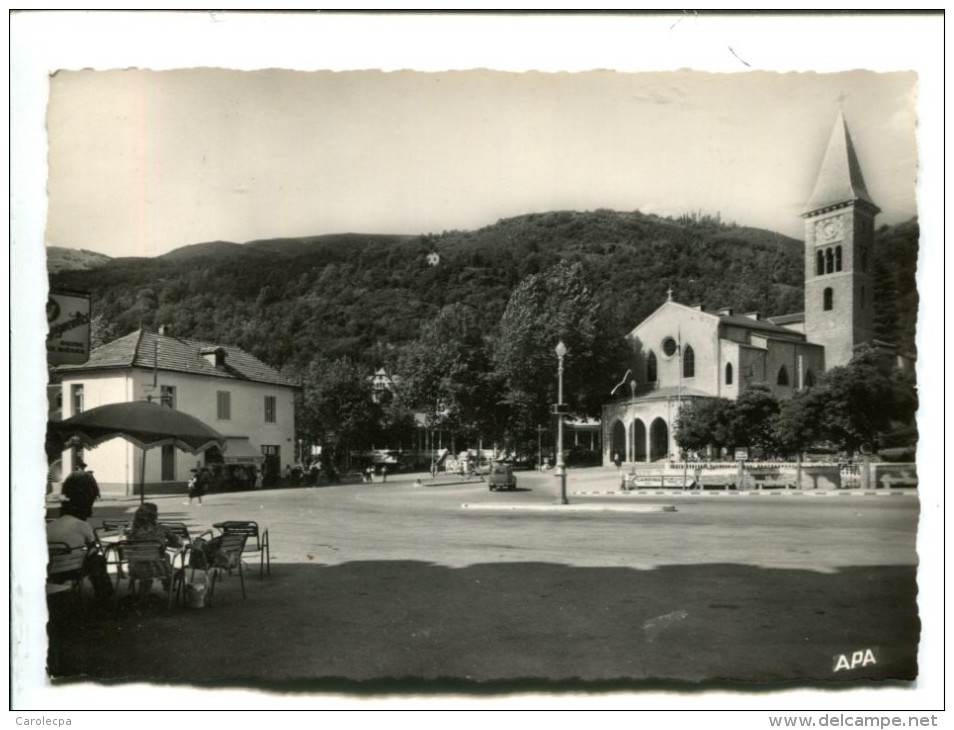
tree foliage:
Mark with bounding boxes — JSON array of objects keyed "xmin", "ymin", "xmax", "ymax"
[
  {"xmin": 297, "ymin": 357, "xmax": 381, "ymax": 467},
  {"xmin": 397, "ymin": 302, "xmax": 502, "ymax": 443},
  {"xmin": 728, "ymin": 384, "xmax": 781, "ymax": 452},
  {"xmin": 675, "ymin": 386, "xmax": 779, "ymax": 454},
  {"xmin": 810, "ymin": 345, "xmax": 918, "ymax": 455},
  {"xmin": 492, "ymin": 260, "xmax": 629, "ymax": 450},
  {"xmin": 773, "ymin": 387, "xmax": 826, "ymax": 457},
  {"xmin": 674, "ymin": 398, "xmax": 735, "ymax": 452}
]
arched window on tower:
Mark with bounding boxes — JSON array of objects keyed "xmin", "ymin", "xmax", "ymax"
[
  {"xmin": 816, "ymin": 250, "xmax": 824, "ymax": 276},
  {"xmin": 825, "ymin": 248, "xmax": 834, "ymax": 274},
  {"xmin": 683, "ymin": 345, "xmax": 695, "ymax": 378},
  {"xmin": 835, "ymin": 245, "xmax": 843, "ymax": 272},
  {"xmin": 777, "ymin": 365, "xmax": 790, "ymax": 386},
  {"xmin": 860, "ymin": 246, "xmax": 868, "ymax": 272},
  {"xmin": 725, "ymin": 362, "xmax": 733, "ymax": 385},
  {"xmin": 646, "ymin": 351, "xmax": 657, "ymax": 383},
  {"xmin": 804, "ymin": 369, "xmax": 816, "ymax": 388},
  {"xmin": 823, "ymin": 287, "xmax": 833, "ymax": 311}
]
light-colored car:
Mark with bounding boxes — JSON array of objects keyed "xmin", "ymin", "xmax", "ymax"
[{"xmin": 488, "ymin": 463, "xmax": 516, "ymax": 491}]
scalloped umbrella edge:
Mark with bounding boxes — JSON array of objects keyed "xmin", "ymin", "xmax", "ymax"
[{"xmin": 54, "ymin": 400, "xmax": 228, "ymax": 504}]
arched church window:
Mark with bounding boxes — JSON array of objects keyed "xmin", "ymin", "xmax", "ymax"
[
  {"xmin": 646, "ymin": 351, "xmax": 657, "ymax": 383},
  {"xmin": 683, "ymin": 345, "xmax": 695, "ymax": 378},
  {"xmin": 860, "ymin": 247, "xmax": 868, "ymax": 272},
  {"xmin": 777, "ymin": 365, "xmax": 790, "ymax": 386},
  {"xmin": 816, "ymin": 250, "xmax": 824, "ymax": 276},
  {"xmin": 825, "ymin": 248, "xmax": 834, "ymax": 274},
  {"xmin": 725, "ymin": 362, "xmax": 733, "ymax": 385},
  {"xmin": 823, "ymin": 287, "xmax": 833, "ymax": 311},
  {"xmin": 804, "ymin": 369, "xmax": 816, "ymax": 388},
  {"xmin": 835, "ymin": 246, "xmax": 843, "ymax": 272}
]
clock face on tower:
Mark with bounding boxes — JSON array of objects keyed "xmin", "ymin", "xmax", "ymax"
[{"xmin": 816, "ymin": 215, "xmax": 844, "ymax": 243}]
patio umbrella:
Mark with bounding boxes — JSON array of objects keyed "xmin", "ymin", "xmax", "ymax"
[{"xmin": 55, "ymin": 399, "xmax": 227, "ymax": 504}]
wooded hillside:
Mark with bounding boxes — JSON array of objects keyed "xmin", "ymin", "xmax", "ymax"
[{"xmin": 49, "ymin": 209, "xmax": 919, "ymax": 378}]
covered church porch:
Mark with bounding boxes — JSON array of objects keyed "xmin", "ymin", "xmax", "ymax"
[{"xmin": 601, "ymin": 388, "xmax": 710, "ymax": 466}]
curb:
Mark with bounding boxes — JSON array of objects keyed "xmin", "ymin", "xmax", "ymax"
[
  {"xmin": 569, "ymin": 489, "xmax": 918, "ymax": 498},
  {"xmin": 460, "ymin": 502, "xmax": 677, "ymax": 513}
]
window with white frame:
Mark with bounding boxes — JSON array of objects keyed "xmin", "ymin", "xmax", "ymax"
[{"xmin": 71, "ymin": 383, "xmax": 84, "ymax": 415}]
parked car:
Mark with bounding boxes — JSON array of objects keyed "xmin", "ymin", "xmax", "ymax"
[{"xmin": 488, "ymin": 463, "xmax": 517, "ymax": 491}]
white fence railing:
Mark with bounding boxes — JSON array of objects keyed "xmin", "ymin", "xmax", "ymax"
[{"xmin": 634, "ymin": 460, "xmax": 918, "ymax": 490}]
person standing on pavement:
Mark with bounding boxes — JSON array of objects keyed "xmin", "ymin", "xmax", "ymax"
[
  {"xmin": 185, "ymin": 467, "xmax": 208, "ymax": 506},
  {"xmin": 381, "ymin": 464, "xmax": 388, "ymax": 483}
]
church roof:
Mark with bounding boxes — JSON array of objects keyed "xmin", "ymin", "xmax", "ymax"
[
  {"xmin": 56, "ymin": 329, "xmax": 299, "ymax": 388},
  {"xmin": 804, "ymin": 111, "xmax": 880, "ymax": 216},
  {"xmin": 716, "ymin": 312, "xmax": 803, "ymax": 338}
]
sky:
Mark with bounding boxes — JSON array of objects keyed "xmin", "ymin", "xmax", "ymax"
[
  {"xmin": 46, "ymin": 67, "xmax": 918, "ymax": 258},
  {"xmin": 11, "ymin": 11, "xmax": 946, "ymax": 715}
]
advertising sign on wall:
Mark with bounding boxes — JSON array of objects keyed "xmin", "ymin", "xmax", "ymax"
[{"xmin": 46, "ymin": 288, "xmax": 91, "ymax": 365}]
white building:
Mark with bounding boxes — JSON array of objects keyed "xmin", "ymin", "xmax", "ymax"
[
  {"xmin": 55, "ymin": 328, "xmax": 299, "ymax": 496},
  {"xmin": 602, "ymin": 112, "xmax": 890, "ymax": 464}
]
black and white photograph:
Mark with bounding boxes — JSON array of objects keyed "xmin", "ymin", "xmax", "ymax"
[{"xmin": 11, "ymin": 11, "xmax": 944, "ymax": 719}]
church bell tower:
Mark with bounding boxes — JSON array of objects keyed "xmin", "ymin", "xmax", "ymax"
[{"xmin": 802, "ymin": 112, "xmax": 879, "ymax": 370}]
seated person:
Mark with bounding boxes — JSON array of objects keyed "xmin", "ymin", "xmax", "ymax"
[
  {"xmin": 46, "ymin": 500, "xmax": 114, "ymax": 610},
  {"xmin": 127, "ymin": 502, "xmax": 183, "ymax": 593}
]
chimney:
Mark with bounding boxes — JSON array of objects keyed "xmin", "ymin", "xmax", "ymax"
[
  {"xmin": 158, "ymin": 324, "xmax": 167, "ymax": 336},
  {"xmin": 743, "ymin": 312, "xmax": 760, "ymax": 320},
  {"xmin": 718, "ymin": 308, "xmax": 733, "ymax": 316}
]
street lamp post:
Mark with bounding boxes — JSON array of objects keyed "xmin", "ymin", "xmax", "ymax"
[
  {"xmin": 536, "ymin": 425, "xmax": 546, "ymax": 469},
  {"xmin": 554, "ymin": 341, "xmax": 568, "ymax": 505}
]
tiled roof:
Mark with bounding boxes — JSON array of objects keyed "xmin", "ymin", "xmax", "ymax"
[
  {"xmin": 57, "ymin": 330, "xmax": 299, "ymax": 388},
  {"xmin": 766, "ymin": 312, "xmax": 805, "ymax": 326},
  {"xmin": 608, "ymin": 384, "xmax": 713, "ymax": 403},
  {"xmin": 717, "ymin": 313, "xmax": 804, "ymax": 338}
]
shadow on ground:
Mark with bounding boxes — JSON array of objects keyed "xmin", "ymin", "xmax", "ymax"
[{"xmin": 47, "ymin": 559, "xmax": 918, "ymax": 692}]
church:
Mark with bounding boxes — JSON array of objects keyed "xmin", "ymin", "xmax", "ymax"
[{"xmin": 602, "ymin": 112, "xmax": 886, "ymax": 464}]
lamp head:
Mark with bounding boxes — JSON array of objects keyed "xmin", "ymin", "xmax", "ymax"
[{"xmin": 555, "ymin": 341, "xmax": 567, "ymax": 358}]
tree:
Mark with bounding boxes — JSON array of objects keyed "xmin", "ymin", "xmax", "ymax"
[
  {"xmin": 775, "ymin": 386, "xmax": 827, "ymax": 457},
  {"xmin": 813, "ymin": 345, "xmax": 917, "ymax": 455},
  {"xmin": 89, "ymin": 313, "xmax": 117, "ymax": 349},
  {"xmin": 728, "ymin": 384, "xmax": 781, "ymax": 454},
  {"xmin": 297, "ymin": 357, "xmax": 381, "ymax": 470},
  {"xmin": 492, "ymin": 260, "xmax": 629, "ymax": 451},
  {"xmin": 675, "ymin": 386, "xmax": 780, "ymax": 456},
  {"xmin": 379, "ymin": 399, "xmax": 419, "ymax": 451},
  {"xmin": 397, "ymin": 302, "xmax": 503, "ymax": 446},
  {"xmin": 674, "ymin": 398, "xmax": 735, "ymax": 453}
]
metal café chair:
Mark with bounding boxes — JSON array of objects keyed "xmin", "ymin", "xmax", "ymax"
[
  {"xmin": 95, "ymin": 522, "xmax": 129, "ymax": 583},
  {"xmin": 206, "ymin": 531, "xmax": 248, "ymax": 606},
  {"xmin": 47, "ymin": 541, "xmax": 90, "ymax": 614},
  {"xmin": 114, "ymin": 539, "xmax": 184, "ymax": 611},
  {"xmin": 159, "ymin": 521, "xmax": 192, "ymax": 546},
  {"xmin": 212, "ymin": 521, "xmax": 270, "ymax": 579}
]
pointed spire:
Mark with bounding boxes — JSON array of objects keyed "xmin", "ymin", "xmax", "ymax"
[{"xmin": 804, "ymin": 111, "xmax": 880, "ymax": 216}]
